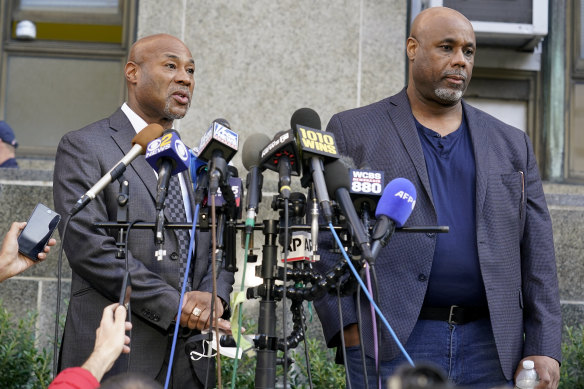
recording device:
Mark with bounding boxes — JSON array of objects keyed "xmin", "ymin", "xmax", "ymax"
[
  {"xmin": 349, "ymin": 166, "xmax": 384, "ymax": 216},
  {"xmin": 290, "ymin": 107, "xmax": 338, "ymax": 223},
  {"xmin": 70, "ymin": 123, "xmax": 164, "ymax": 216},
  {"xmin": 197, "ymin": 119, "xmax": 239, "ymax": 195},
  {"xmin": 347, "ymin": 161, "xmax": 384, "ymax": 239},
  {"xmin": 144, "ymin": 130, "xmax": 191, "ymax": 249},
  {"xmin": 370, "ymin": 178, "xmax": 417, "ymax": 261},
  {"xmin": 17, "ymin": 203, "xmax": 61, "ymax": 261},
  {"xmin": 242, "ymin": 133, "xmax": 271, "ymax": 233},
  {"xmin": 191, "ymin": 152, "xmax": 210, "ymax": 206},
  {"xmin": 212, "ymin": 176, "xmax": 243, "ymax": 214},
  {"xmin": 260, "ymin": 129, "xmax": 301, "ymax": 199},
  {"xmin": 324, "ymin": 158, "xmax": 373, "ymax": 260},
  {"xmin": 387, "ymin": 362, "xmax": 452, "ymax": 389},
  {"xmin": 118, "ymin": 272, "xmax": 132, "ymax": 311}
]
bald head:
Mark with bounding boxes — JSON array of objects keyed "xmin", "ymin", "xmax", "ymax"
[
  {"xmin": 128, "ymin": 34, "xmax": 193, "ymax": 67},
  {"xmin": 406, "ymin": 7, "xmax": 475, "ymax": 108},
  {"xmin": 410, "ymin": 7, "xmax": 474, "ymax": 42}
]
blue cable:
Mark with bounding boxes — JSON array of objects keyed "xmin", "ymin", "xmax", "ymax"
[
  {"xmin": 328, "ymin": 222, "xmax": 415, "ymax": 367},
  {"xmin": 164, "ymin": 203, "xmax": 200, "ymax": 389}
]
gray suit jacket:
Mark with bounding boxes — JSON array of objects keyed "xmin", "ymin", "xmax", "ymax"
[
  {"xmin": 313, "ymin": 88, "xmax": 561, "ymax": 379},
  {"xmin": 53, "ymin": 108, "xmax": 234, "ymax": 380}
]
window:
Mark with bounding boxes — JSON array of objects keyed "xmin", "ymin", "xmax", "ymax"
[{"xmin": 0, "ymin": 0, "xmax": 136, "ymax": 157}]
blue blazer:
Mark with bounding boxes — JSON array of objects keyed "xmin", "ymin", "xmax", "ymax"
[{"xmin": 313, "ymin": 88, "xmax": 562, "ymax": 379}]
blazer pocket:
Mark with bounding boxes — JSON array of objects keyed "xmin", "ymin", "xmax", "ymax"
[
  {"xmin": 500, "ymin": 171, "xmax": 524, "ymax": 221},
  {"xmin": 72, "ymin": 285, "xmax": 95, "ymax": 297}
]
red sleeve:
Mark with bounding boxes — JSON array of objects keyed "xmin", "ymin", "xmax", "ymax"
[{"xmin": 48, "ymin": 367, "xmax": 100, "ymax": 389}]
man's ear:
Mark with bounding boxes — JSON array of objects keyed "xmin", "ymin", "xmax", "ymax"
[
  {"xmin": 406, "ymin": 37, "xmax": 418, "ymax": 61},
  {"xmin": 125, "ymin": 61, "xmax": 139, "ymax": 84}
]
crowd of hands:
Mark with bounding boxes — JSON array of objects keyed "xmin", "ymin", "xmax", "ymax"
[{"xmin": 0, "ymin": 222, "xmax": 154, "ymax": 386}]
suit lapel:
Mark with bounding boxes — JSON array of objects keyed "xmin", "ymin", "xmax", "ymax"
[
  {"xmin": 108, "ymin": 109, "xmax": 158, "ymax": 202},
  {"xmin": 463, "ymin": 102, "xmax": 488, "ymax": 215},
  {"xmin": 387, "ymin": 90, "xmax": 435, "ymax": 208}
]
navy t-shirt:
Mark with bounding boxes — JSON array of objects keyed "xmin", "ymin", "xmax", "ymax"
[{"xmin": 416, "ymin": 116, "xmax": 487, "ymax": 308}]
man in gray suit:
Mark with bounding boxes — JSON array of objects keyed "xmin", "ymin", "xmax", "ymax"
[
  {"xmin": 53, "ymin": 34, "xmax": 233, "ymax": 388},
  {"xmin": 314, "ymin": 7, "xmax": 561, "ymax": 389}
]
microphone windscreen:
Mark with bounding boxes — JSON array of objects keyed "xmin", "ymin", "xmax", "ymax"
[
  {"xmin": 375, "ymin": 178, "xmax": 417, "ymax": 227},
  {"xmin": 324, "ymin": 158, "xmax": 353, "ymax": 199},
  {"xmin": 242, "ymin": 133, "xmax": 271, "ymax": 170},
  {"xmin": 290, "ymin": 107, "xmax": 321, "ymax": 131},
  {"xmin": 132, "ymin": 123, "xmax": 164, "ymax": 151},
  {"xmin": 215, "ymin": 118, "xmax": 231, "ymax": 128}
]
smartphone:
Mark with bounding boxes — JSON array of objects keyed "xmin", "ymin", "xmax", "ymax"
[{"xmin": 17, "ymin": 203, "xmax": 61, "ymax": 261}]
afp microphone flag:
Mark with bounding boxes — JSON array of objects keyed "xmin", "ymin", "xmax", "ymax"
[{"xmin": 375, "ymin": 178, "xmax": 417, "ymax": 227}]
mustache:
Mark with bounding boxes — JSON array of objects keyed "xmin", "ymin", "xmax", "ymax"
[
  {"xmin": 170, "ymin": 87, "xmax": 192, "ymax": 99},
  {"xmin": 443, "ymin": 70, "xmax": 467, "ymax": 80}
]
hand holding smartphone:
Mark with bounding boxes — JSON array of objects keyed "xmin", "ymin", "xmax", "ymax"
[{"xmin": 17, "ymin": 203, "xmax": 61, "ymax": 261}]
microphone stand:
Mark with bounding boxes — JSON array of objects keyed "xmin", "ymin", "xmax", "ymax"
[
  {"xmin": 248, "ymin": 219, "xmax": 279, "ymax": 389},
  {"xmin": 97, "ymin": 210, "xmax": 449, "ymax": 388}
]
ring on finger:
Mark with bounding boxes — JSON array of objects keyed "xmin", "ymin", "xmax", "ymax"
[{"xmin": 192, "ymin": 307, "xmax": 202, "ymax": 317}]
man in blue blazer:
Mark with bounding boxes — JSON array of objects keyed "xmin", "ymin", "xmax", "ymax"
[
  {"xmin": 314, "ymin": 7, "xmax": 561, "ymax": 389},
  {"xmin": 53, "ymin": 34, "xmax": 233, "ymax": 387}
]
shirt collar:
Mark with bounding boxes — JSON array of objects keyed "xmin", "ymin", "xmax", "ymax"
[{"xmin": 121, "ymin": 102, "xmax": 149, "ymax": 134}]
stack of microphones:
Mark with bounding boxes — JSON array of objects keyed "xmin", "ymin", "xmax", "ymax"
[{"xmin": 240, "ymin": 107, "xmax": 418, "ymax": 265}]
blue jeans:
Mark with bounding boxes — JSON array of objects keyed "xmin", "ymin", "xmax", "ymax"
[{"xmin": 345, "ymin": 318, "xmax": 514, "ymax": 389}]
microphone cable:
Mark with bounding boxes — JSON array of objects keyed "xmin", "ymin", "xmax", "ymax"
[
  {"xmin": 299, "ymin": 308, "xmax": 314, "ymax": 389},
  {"xmin": 53, "ymin": 212, "xmax": 72, "ymax": 377},
  {"xmin": 371, "ymin": 264, "xmax": 383, "ymax": 389},
  {"xmin": 121, "ymin": 219, "xmax": 144, "ymax": 373},
  {"xmin": 328, "ymin": 222, "xmax": 415, "ymax": 367},
  {"xmin": 337, "ymin": 282, "xmax": 353, "ymax": 389},
  {"xmin": 281, "ymin": 197, "xmax": 289, "ymax": 389},
  {"xmin": 364, "ymin": 263, "xmax": 382, "ymax": 388},
  {"xmin": 164, "ymin": 203, "xmax": 199, "ymax": 389},
  {"xmin": 355, "ymin": 282, "xmax": 370, "ymax": 389},
  {"xmin": 230, "ymin": 227, "xmax": 253, "ymax": 389},
  {"xmin": 208, "ymin": 194, "xmax": 222, "ymax": 388}
]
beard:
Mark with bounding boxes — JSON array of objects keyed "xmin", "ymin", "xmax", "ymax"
[
  {"xmin": 164, "ymin": 99, "xmax": 189, "ymax": 120},
  {"xmin": 433, "ymin": 70, "xmax": 467, "ymax": 104},
  {"xmin": 434, "ymin": 87, "xmax": 464, "ymax": 104}
]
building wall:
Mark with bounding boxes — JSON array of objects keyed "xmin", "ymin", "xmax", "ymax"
[{"xmin": 136, "ymin": 0, "xmax": 407, "ymax": 156}]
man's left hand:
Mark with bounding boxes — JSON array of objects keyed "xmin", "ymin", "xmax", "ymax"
[
  {"xmin": 514, "ymin": 355, "xmax": 560, "ymax": 389},
  {"xmin": 180, "ymin": 291, "xmax": 229, "ymax": 332}
]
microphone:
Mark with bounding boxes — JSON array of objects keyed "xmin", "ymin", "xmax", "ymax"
[
  {"xmin": 189, "ymin": 150, "xmax": 209, "ymax": 206},
  {"xmin": 242, "ymin": 133, "xmax": 271, "ymax": 233},
  {"xmin": 70, "ymin": 123, "xmax": 164, "ymax": 216},
  {"xmin": 197, "ymin": 119, "xmax": 239, "ymax": 195},
  {"xmin": 290, "ymin": 108, "xmax": 338, "ymax": 223},
  {"xmin": 144, "ymin": 130, "xmax": 191, "ymax": 247},
  {"xmin": 212, "ymin": 166, "xmax": 241, "ymax": 273},
  {"xmin": 370, "ymin": 178, "xmax": 417, "ymax": 261},
  {"xmin": 324, "ymin": 158, "xmax": 373, "ymax": 261},
  {"xmin": 212, "ymin": 166, "xmax": 242, "ymax": 218},
  {"xmin": 348, "ymin": 163, "xmax": 385, "ymax": 238},
  {"xmin": 259, "ymin": 129, "xmax": 301, "ymax": 199}
]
